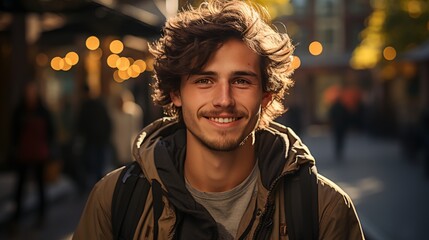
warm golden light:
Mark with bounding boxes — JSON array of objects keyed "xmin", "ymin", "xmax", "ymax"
[
  {"xmin": 407, "ymin": 0, "xmax": 422, "ymax": 18},
  {"xmin": 134, "ymin": 59, "xmax": 147, "ymax": 73},
  {"xmin": 109, "ymin": 40, "xmax": 124, "ymax": 54},
  {"xmin": 116, "ymin": 57, "xmax": 130, "ymax": 71},
  {"xmin": 383, "ymin": 46, "xmax": 396, "ymax": 61},
  {"xmin": 36, "ymin": 53, "xmax": 49, "ymax": 66},
  {"xmin": 128, "ymin": 65, "xmax": 140, "ymax": 78},
  {"xmin": 51, "ymin": 57, "xmax": 63, "ymax": 71},
  {"xmin": 113, "ymin": 70, "xmax": 125, "ymax": 83},
  {"xmin": 107, "ymin": 54, "xmax": 120, "ymax": 68},
  {"xmin": 118, "ymin": 69, "xmax": 130, "ymax": 80},
  {"xmin": 86, "ymin": 36, "xmax": 100, "ymax": 50},
  {"xmin": 65, "ymin": 51, "xmax": 79, "ymax": 65},
  {"xmin": 309, "ymin": 41, "xmax": 323, "ymax": 56},
  {"xmin": 350, "ymin": 46, "xmax": 381, "ymax": 69},
  {"xmin": 146, "ymin": 58, "xmax": 154, "ymax": 71},
  {"xmin": 291, "ymin": 56, "xmax": 301, "ymax": 69},
  {"xmin": 61, "ymin": 61, "xmax": 72, "ymax": 71},
  {"xmin": 350, "ymin": 9, "xmax": 386, "ymax": 69}
]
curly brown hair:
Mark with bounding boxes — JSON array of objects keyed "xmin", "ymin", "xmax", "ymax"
[{"xmin": 149, "ymin": 0, "xmax": 294, "ymax": 128}]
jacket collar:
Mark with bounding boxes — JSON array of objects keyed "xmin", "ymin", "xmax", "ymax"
[{"xmin": 132, "ymin": 118, "xmax": 315, "ymax": 193}]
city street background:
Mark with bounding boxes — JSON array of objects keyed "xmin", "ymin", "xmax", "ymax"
[{"xmin": 1, "ymin": 0, "xmax": 429, "ymax": 240}]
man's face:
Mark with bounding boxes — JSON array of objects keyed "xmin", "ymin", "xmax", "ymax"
[{"xmin": 171, "ymin": 38, "xmax": 271, "ymax": 151}]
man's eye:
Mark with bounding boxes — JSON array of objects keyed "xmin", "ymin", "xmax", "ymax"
[
  {"xmin": 195, "ymin": 78, "xmax": 212, "ymax": 84},
  {"xmin": 233, "ymin": 78, "xmax": 251, "ymax": 85}
]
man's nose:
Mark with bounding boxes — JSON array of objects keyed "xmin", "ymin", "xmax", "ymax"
[{"xmin": 212, "ymin": 82, "xmax": 235, "ymax": 108}]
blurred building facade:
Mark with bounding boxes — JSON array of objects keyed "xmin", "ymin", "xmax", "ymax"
[
  {"xmin": 0, "ymin": 0, "xmax": 170, "ymax": 169},
  {"xmin": 0, "ymin": 0, "xmax": 376, "ymax": 169},
  {"xmin": 274, "ymin": 0, "xmax": 372, "ymax": 130}
]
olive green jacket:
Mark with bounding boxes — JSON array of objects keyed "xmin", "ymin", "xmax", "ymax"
[{"xmin": 73, "ymin": 118, "xmax": 364, "ymax": 239}]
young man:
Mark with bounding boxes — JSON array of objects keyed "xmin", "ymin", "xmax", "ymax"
[{"xmin": 73, "ymin": 0, "xmax": 364, "ymax": 239}]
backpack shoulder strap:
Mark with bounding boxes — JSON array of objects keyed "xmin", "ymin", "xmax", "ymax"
[
  {"xmin": 111, "ymin": 161, "xmax": 150, "ymax": 240},
  {"xmin": 284, "ymin": 163, "xmax": 319, "ymax": 240}
]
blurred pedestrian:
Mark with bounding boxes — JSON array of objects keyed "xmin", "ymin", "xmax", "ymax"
[
  {"xmin": 329, "ymin": 95, "xmax": 351, "ymax": 161},
  {"xmin": 10, "ymin": 81, "xmax": 55, "ymax": 224},
  {"xmin": 110, "ymin": 90, "xmax": 143, "ymax": 166},
  {"xmin": 74, "ymin": 1, "xmax": 364, "ymax": 239},
  {"xmin": 75, "ymin": 84, "xmax": 113, "ymax": 188}
]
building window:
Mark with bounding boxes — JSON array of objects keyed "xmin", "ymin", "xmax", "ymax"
[
  {"xmin": 348, "ymin": 0, "xmax": 369, "ymax": 15},
  {"xmin": 316, "ymin": 0, "xmax": 340, "ymax": 17},
  {"xmin": 291, "ymin": 0, "xmax": 309, "ymax": 16},
  {"xmin": 316, "ymin": 19, "xmax": 343, "ymax": 53}
]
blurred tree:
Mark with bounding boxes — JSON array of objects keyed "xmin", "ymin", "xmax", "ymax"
[{"xmin": 351, "ymin": 0, "xmax": 429, "ymax": 69}]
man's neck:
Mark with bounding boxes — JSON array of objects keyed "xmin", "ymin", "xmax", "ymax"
[{"xmin": 184, "ymin": 134, "xmax": 257, "ymax": 193}]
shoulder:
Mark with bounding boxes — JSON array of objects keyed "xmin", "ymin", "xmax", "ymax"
[
  {"xmin": 73, "ymin": 167, "xmax": 124, "ymax": 239},
  {"xmin": 317, "ymin": 174, "xmax": 354, "ymax": 209},
  {"xmin": 90, "ymin": 167, "xmax": 124, "ymax": 208},
  {"xmin": 317, "ymin": 174, "xmax": 364, "ymax": 239}
]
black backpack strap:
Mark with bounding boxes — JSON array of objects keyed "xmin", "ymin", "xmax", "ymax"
[
  {"xmin": 112, "ymin": 161, "xmax": 150, "ymax": 240},
  {"xmin": 284, "ymin": 163, "xmax": 319, "ymax": 240}
]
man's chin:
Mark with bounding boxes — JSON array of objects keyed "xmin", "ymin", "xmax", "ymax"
[
  {"xmin": 203, "ymin": 141, "xmax": 241, "ymax": 152},
  {"xmin": 202, "ymin": 134, "xmax": 252, "ymax": 152}
]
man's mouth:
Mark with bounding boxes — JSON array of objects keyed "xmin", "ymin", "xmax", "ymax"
[{"xmin": 208, "ymin": 117, "xmax": 239, "ymax": 123}]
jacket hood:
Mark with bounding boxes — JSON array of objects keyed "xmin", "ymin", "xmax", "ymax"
[
  {"xmin": 256, "ymin": 121, "xmax": 316, "ymax": 189},
  {"xmin": 132, "ymin": 118, "xmax": 316, "ymax": 191}
]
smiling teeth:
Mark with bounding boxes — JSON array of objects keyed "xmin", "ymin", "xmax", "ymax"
[{"xmin": 210, "ymin": 117, "xmax": 237, "ymax": 123}]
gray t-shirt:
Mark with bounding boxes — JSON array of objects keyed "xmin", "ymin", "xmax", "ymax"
[{"xmin": 186, "ymin": 164, "xmax": 259, "ymax": 239}]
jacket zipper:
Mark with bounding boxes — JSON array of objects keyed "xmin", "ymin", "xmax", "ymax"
[{"xmin": 252, "ymin": 169, "xmax": 296, "ymax": 240}]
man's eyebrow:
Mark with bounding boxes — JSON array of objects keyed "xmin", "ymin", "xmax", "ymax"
[
  {"xmin": 232, "ymin": 71, "xmax": 258, "ymax": 77},
  {"xmin": 190, "ymin": 71, "xmax": 258, "ymax": 77},
  {"xmin": 191, "ymin": 71, "xmax": 217, "ymax": 76}
]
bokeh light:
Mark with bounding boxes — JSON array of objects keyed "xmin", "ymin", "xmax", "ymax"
[
  {"xmin": 109, "ymin": 40, "xmax": 124, "ymax": 54},
  {"xmin": 383, "ymin": 46, "xmax": 396, "ymax": 61},
  {"xmin": 107, "ymin": 54, "xmax": 120, "ymax": 68},
  {"xmin": 291, "ymin": 56, "xmax": 301, "ymax": 70},
  {"xmin": 65, "ymin": 51, "xmax": 79, "ymax": 65},
  {"xmin": 146, "ymin": 58, "xmax": 154, "ymax": 71},
  {"xmin": 50, "ymin": 57, "xmax": 63, "ymax": 71},
  {"xmin": 118, "ymin": 69, "xmax": 130, "ymax": 80},
  {"xmin": 134, "ymin": 59, "xmax": 147, "ymax": 73},
  {"xmin": 61, "ymin": 61, "xmax": 72, "ymax": 71},
  {"xmin": 127, "ymin": 65, "xmax": 140, "ymax": 78},
  {"xmin": 309, "ymin": 41, "xmax": 323, "ymax": 56},
  {"xmin": 86, "ymin": 36, "xmax": 100, "ymax": 50},
  {"xmin": 116, "ymin": 57, "xmax": 130, "ymax": 71},
  {"xmin": 113, "ymin": 70, "xmax": 125, "ymax": 83}
]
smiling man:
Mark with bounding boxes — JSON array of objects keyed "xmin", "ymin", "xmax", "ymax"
[{"xmin": 73, "ymin": 0, "xmax": 364, "ymax": 239}]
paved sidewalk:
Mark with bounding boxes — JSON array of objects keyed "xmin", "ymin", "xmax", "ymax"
[
  {"xmin": 302, "ymin": 129, "xmax": 429, "ymax": 240},
  {"xmin": 0, "ymin": 172, "xmax": 81, "ymax": 240}
]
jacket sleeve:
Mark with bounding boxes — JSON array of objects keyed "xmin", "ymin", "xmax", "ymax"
[
  {"xmin": 318, "ymin": 175, "xmax": 365, "ymax": 240},
  {"xmin": 72, "ymin": 169, "xmax": 122, "ymax": 240}
]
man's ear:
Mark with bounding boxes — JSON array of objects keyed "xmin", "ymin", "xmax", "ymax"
[
  {"xmin": 261, "ymin": 92, "xmax": 272, "ymax": 108},
  {"xmin": 170, "ymin": 91, "xmax": 182, "ymax": 107}
]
